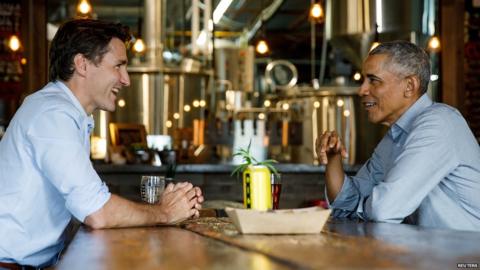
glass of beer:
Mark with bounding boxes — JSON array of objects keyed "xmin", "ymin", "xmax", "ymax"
[
  {"xmin": 271, "ymin": 173, "xmax": 282, "ymax": 210},
  {"xmin": 140, "ymin": 175, "xmax": 165, "ymax": 204}
]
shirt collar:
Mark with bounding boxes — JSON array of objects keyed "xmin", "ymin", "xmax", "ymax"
[
  {"xmin": 54, "ymin": 80, "xmax": 95, "ymax": 134},
  {"xmin": 54, "ymin": 81, "xmax": 88, "ymax": 116},
  {"xmin": 389, "ymin": 93, "xmax": 433, "ymax": 141}
]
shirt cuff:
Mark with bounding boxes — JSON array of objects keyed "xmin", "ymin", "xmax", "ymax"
[
  {"xmin": 66, "ymin": 181, "xmax": 111, "ymax": 222},
  {"xmin": 326, "ymin": 175, "xmax": 361, "ymax": 213}
]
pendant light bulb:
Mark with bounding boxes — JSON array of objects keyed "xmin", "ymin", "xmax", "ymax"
[
  {"xmin": 77, "ymin": 0, "xmax": 92, "ymax": 15},
  {"xmin": 256, "ymin": 39, "xmax": 269, "ymax": 54},
  {"xmin": 8, "ymin": 35, "xmax": 21, "ymax": 52},
  {"xmin": 427, "ymin": 36, "xmax": 441, "ymax": 52},
  {"xmin": 310, "ymin": 3, "xmax": 324, "ymax": 20},
  {"xmin": 133, "ymin": 38, "xmax": 146, "ymax": 53}
]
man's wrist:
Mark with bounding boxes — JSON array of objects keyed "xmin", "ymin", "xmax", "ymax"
[
  {"xmin": 153, "ymin": 204, "xmax": 169, "ymax": 224},
  {"xmin": 327, "ymin": 152, "xmax": 342, "ymax": 161}
]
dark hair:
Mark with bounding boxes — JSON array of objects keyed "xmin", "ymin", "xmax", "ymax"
[
  {"xmin": 49, "ymin": 19, "xmax": 130, "ymax": 82},
  {"xmin": 369, "ymin": 40, "xmax": 431, "ymax": 94}
]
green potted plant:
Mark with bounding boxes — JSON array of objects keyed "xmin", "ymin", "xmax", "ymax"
[
  {"xmin": 232, "ymin": 141, "xmax": 278, "ymax": 210},
  {"xmin": 231, "ymin": 141, "xmax": 278, "ymax": 176}
]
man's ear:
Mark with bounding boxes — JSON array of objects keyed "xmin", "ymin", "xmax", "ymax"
[
  {"xmin": 404, "ymin": 75, "xmax": 420, "ymax": 98},
  {"xmin": 73, "ymin": 53, "xmax": 88, "ymax": 77}
]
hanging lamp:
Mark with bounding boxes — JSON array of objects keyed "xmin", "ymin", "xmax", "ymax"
[{"xmin": 255, "ymin": 0, "xmax": 269, "ymax": 55}]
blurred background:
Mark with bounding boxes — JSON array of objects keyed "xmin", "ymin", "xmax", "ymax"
[{"xmin": 0, "ymin": 0, "xmax": 477, "ymax": 167}]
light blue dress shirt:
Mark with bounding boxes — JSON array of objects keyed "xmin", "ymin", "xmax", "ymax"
[
  {"xmin": 0, "ymin": 81, "xmax": 111, "ymax": 266},
  {"xmin": 330, "ymin": 94, "xmax": 480, "ymax": 231}
]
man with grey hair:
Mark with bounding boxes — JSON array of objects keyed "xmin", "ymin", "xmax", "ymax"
[{"xmin": 316, "ymin": 40, "xmax": 480, "ymax": 231}]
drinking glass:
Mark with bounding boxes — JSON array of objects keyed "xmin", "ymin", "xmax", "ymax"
[
  {"xmin": 140, "ymin": 176, "xmax": 165, "ymax": 204},
  {"xmin": 271, "ymin": 173, "xmax": 282, "ymax": 210}
]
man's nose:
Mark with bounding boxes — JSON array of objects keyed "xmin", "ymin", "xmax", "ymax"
[
  {"xmin": 121, "ymin": 71, "xmax": 130, "ymax": 87},
  {"xmin": 358, "ymin": 81, "xmax": 369, "ymax": 96}
]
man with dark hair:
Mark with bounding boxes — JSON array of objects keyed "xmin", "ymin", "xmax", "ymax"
[
  {"xmin": 0, "ymin": 19, "xmax": 203, "ymax": 268},
  {"xmin": 316, "ymin": 40, "xmax": 480, "ymax": 231}
]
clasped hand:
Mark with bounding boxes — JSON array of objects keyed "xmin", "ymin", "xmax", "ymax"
[
  {"xmin": 315, "ymin": 130, "xmax": 348, "ymax": 165},
  {"xmin": 159, "ymin": 182, "xmax": 204, "ymax": 224}
]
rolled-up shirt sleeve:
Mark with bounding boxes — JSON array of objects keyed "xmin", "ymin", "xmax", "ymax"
[
  {"xmin": 27, "ymin": 109, "xmax": 110, "ymax": 222},
  {"xmin": 328, "ymin": 154, "xmax": 381, "ymax": 219},
  {"xmin": 327, "ymin": 175, "xmax": 361, "ymax": 218}
]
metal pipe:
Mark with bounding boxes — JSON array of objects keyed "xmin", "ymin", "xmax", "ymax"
[
  {"xmin": 237, "ymin": 0, "xmax": 284, "ymax": 44},
  {"xmin": 191, "ymin": 0, "xmax": 200, "ymax": 55},
  {"xmin": 318, "ymin": 1, "xmax": 328, "ymax": 85},
  {"xmin": 144, "ymin": 0, "xmax": 163, "ymax": 67},
  {"xmin": 310, "ymin": 0, "xmax": 316, "ymax": 82},
  {"xmin": 204, "ymin": 0, "xmax": 211, "ymax": 58}
]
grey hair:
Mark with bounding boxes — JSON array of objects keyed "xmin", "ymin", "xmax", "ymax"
[{"xmin": 369, "ymin": 40, "xmax": 431, "ymax": 94}]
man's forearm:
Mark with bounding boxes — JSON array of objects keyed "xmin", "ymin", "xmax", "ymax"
[
  {"xmin": 84, "ymin": 194, "xmax": 167, "ymax": 229},
  {"xmin": 325, "ymin": 154, "xmax": 345, "ymax": 202}
]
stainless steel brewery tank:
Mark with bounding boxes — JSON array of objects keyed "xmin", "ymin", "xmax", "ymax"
[
  {"xmin": 109, "ymin": 65, "xmax": 211, "ymax": 135},
  {"xmin": 326, "ymin": 0, "xmax": 433, "ymax": 69},
  {"xmin": 269, "ymin": 86, "xmax": 384, "ymax": 165},
  {"xmin": 214, "ymin": 46, "xmax": 255, "ymax": 94},
  {"xmin": 272, "ymin": 86, "xmax": 358, "ymax": 165},
  {"xmin": 108, "ymin": 67, "xmax": 165, "ymax": 135}
]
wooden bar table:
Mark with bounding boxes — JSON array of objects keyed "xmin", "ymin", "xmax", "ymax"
[
  {"xmin": 53, "ymin": 217, "xmax": 480, "ymax": 270},
  {"xmin": 53, "ymin": 226, "xmax": 293, "ymax": 270}
]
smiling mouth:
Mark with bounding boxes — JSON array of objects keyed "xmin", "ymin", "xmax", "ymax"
[
  {"xmin": 363, "ymin": 101, "xmax": 377, "ymax": 109},
  {"xmin": 111, "ymin": 88, "xmax": 120, "ymax": 97}
]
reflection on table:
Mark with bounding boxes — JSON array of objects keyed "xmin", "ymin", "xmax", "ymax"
[{"xmin": 53, "ymin": 217, "xmax": 480, "ymax": 270}]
